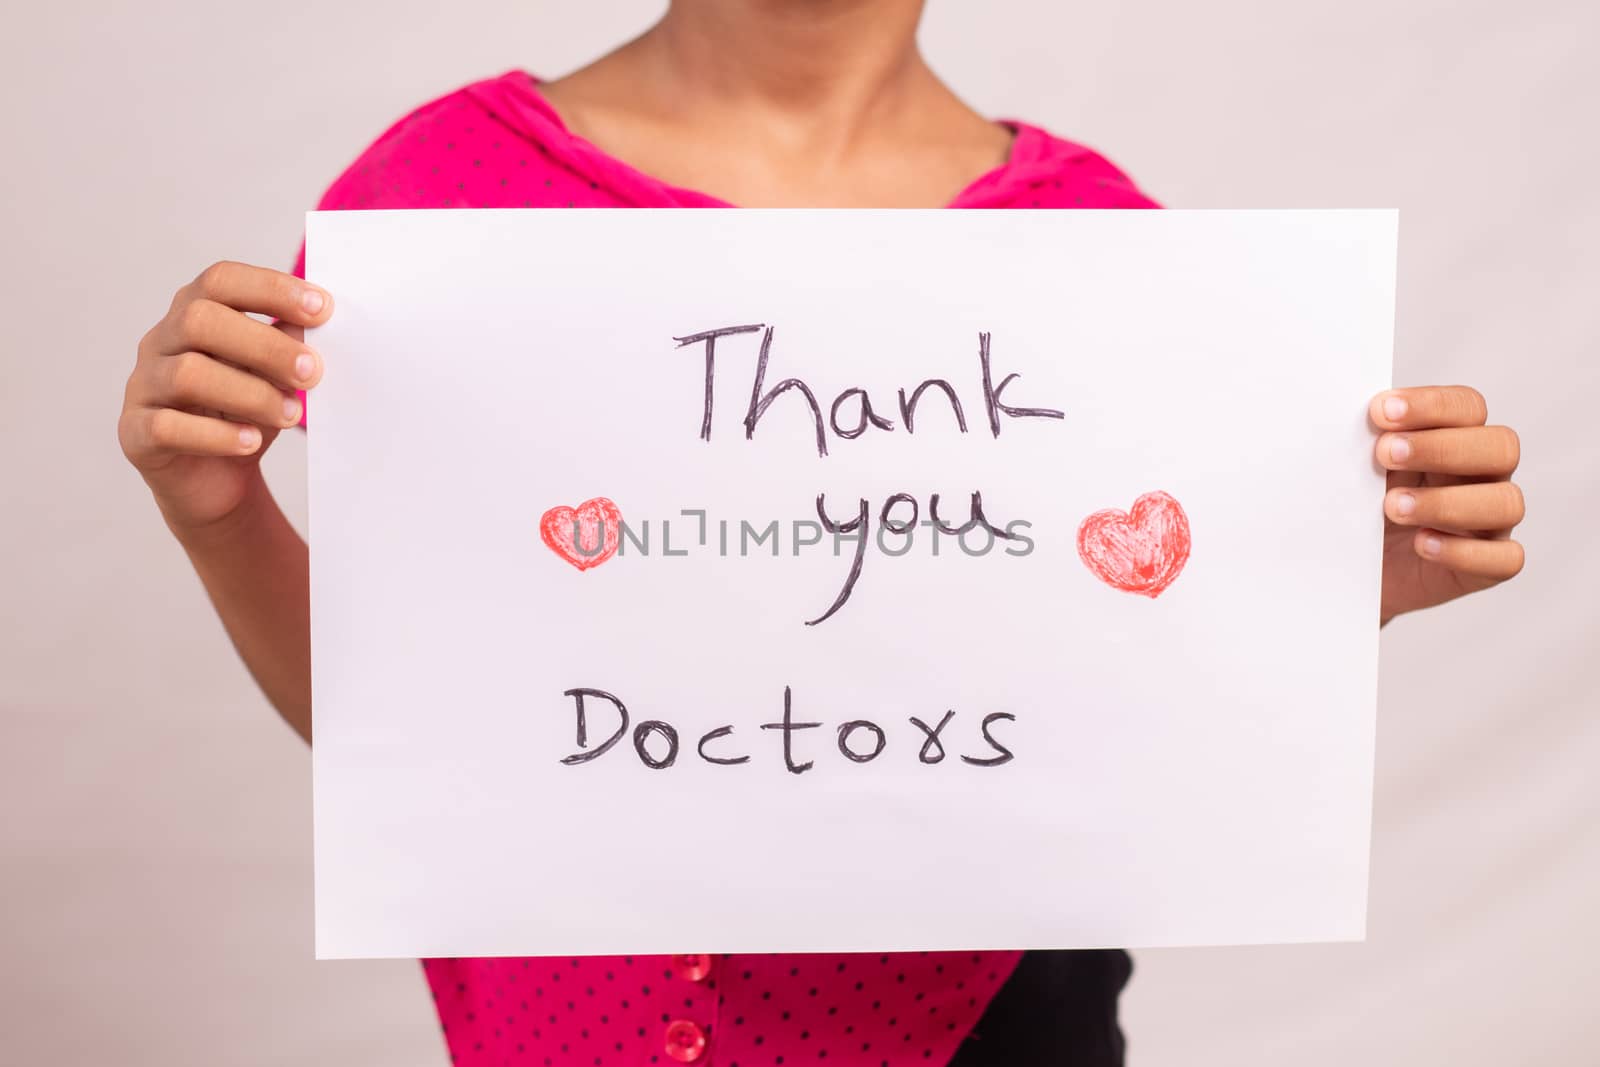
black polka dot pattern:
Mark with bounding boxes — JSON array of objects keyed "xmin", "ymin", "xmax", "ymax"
[{"xmin": 422, "ymin": 950, "xmax": 1020, "ymax": 1067}]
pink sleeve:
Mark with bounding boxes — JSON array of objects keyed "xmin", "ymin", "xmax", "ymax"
[{"xmin": 1072, "ymin": 151, "xmax": 1160, "ymax": 209}]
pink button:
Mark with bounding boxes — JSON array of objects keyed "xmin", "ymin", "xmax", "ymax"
[
  {"xmin": 664, "ymin": 1019, "xmax": 707, "ymax": 1063},
  {"xmin": 671, "ymin": 954, "xmax": 713, "ymax": 982}
]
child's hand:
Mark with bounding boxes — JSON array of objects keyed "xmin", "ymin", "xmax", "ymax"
[
  {"xmin": 119, "ymin": 262, "xmax": 332, "ymax": 534},
  {"xmin": 1370, "ymin": 386, "xmax": 1525, "ymax": 624}
]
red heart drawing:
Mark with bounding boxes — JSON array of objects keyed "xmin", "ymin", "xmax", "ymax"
[
  {"xmin": 1076, "ymin": 490, "xmax": 1191, "ymax": 598},
  {"xmin": 540, "ymin": 497, "xmax": 623, "ymax": 572}
]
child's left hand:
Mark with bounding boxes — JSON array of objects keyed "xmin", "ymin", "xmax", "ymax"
[{"xmin": 1370, "ymin": 386, "xmax": 1525, "ymax": 624}]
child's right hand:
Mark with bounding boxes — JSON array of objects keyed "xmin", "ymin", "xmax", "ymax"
[{"xmin": 119, "ymin": 261, "xmax": 332, "ymax": 534}]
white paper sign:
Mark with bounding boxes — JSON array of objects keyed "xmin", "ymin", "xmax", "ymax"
[{"xmin": 306, "ymin": 208, "xmax": 1395, "ymax": 960}]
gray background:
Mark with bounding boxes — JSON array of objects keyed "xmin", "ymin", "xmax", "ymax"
[{"xmin": 2, "ymin": 1, "xmax": 1594, "ymax": 1064}]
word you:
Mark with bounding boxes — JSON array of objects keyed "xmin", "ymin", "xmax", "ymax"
[{"xmin": 559, "ymin": 686, "xmax": 1016, "ymax": 773}]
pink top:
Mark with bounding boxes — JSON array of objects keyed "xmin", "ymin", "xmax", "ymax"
[{"xmin": 295, "ymin": 70, "xmax": 1156, "ymax": 1067}]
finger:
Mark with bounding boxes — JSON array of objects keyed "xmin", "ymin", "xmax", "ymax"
[
  {"xmin": 1385, "ymin": 481, "xmax": 1525, "ymax": 532},
  {"xmin": 179, "ymin": 260, "xmax": 333, "ymax": 328},
  {"xmin": 1376, "ymin": 425, "xmax": 1520, "ymax": 477},
  {"xmin": 158, "ymin": 298, "xmax": 322, "ymax": 390},
  {"xmin": 1369, "ymin": 386, "xmax": 1488, "ymax": 431},
  {"xmin": 1414, "ymin": 529, "xmax": 1525, "ymax": 581},
  {"xmin": 149, "ymin": 351, "xmax": 302, "ymax": 429},
  {"xmin": 124, "ymin": 407, "xmax": 263, "ymax": 464}
]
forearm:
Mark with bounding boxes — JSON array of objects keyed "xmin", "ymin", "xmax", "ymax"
[{"xmin": 167, "ymin": 473, "xmax": 312, "ymax": 743}]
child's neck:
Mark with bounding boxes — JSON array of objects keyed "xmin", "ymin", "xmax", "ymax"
[
  {"xmin": 651, "ymin": 0, "xmax": 929, "ymax": 127},
  {"xmin": 538, "ymin": 0, "xmax": 1013, "ymax": 209}
]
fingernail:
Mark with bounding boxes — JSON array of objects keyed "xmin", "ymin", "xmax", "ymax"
[
  {"xmin": 1393, "ymin": 492, "xmax": 1416, "ymax": 517},
  {"xmin": 1383, "ymin": 394, "xmax": 1408, "ymax": 421},
  {"xmin": 1388, "ymin": 436, "xmax": 1411, "ymax": 464},
  {"xmin": 239, "ymin": 426, "xmax": 261, "ymax": 450},
  {"xmin": 1421, "ymin": 534, "xmax": 1443, "ymax": 557},
  {"xmin": 283, "ymin": 396, "xmax": 302, "ymax": 423},
  {"xmin": 301, "ymin": 288, "xmax": 325, "ymax": 314},
  {"xmin": 294, "ymin": 352, "xmax": 317, "ymax": 382}
]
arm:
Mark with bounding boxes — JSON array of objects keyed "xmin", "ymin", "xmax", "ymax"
[
  {"xmin": 167, "ymin": 473, "xmax": 313, "ymax": 742},
  {"xmin": 121, "ymin": 260, "xmax": 333, "ymax": 744}
]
